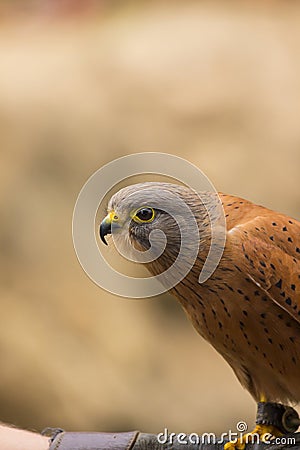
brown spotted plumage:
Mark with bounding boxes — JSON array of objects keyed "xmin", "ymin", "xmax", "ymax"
[{"xmin": 100, "ymin": 182, "xmax": 300, "ymax": 405}]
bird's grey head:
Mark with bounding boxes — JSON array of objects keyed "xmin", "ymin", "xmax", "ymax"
[{"xmin": 100, "ymin": 182, "xmax": 214, "ymax": 273}]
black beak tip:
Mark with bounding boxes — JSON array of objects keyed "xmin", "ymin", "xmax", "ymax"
[
  {"xmin": 100, "ymin": 220, "xmax": 111, "ymax": 245},
  {"xmin": 100, "ymin": 232, "xmax": 108, "ymax": 245}
]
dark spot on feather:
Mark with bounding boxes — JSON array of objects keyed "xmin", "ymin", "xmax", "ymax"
[
  {"xmin": 224, "ymin": 307, "xmax": 231, "ymax": 317},
  {"xmin": 275, "ymin": 279, "xmax": 282, "ymax": 289},
  {"xmin": 285, "ymin": 297, "xmax": 292, "ymax": 306},
  {"xmin": 208, "ymin": 288, "xmax": 217, "ymax": 294},
  {"xmin": 225, "ymin": 283, "xmax": 234, "ymax": 292}
]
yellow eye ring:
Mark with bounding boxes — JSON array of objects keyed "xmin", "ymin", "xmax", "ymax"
[{"xmin": 132, "ymin": 207, "xmax": 155, "ymax": 223}]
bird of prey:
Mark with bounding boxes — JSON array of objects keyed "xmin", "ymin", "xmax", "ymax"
[{"xmin": 100, "ymin": 182, "xmax": 300, "ymax": 447}]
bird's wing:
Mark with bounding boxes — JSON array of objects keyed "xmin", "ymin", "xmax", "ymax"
[{"xmin": 228, "ymin": 214, "xmax": 300, "ymax": 324}]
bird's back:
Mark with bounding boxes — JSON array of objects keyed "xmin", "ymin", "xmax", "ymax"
[{"xmin": 171, "ymin": 192, "xmax": 300, "ymax": 404}]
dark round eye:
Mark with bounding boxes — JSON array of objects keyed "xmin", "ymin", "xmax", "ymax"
[{"xmin": 135, "ymin": 207, "xmax": 155, "ymax": 222}]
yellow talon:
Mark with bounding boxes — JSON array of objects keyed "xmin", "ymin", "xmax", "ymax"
[
  {"xmin": 224, "ymin": 423, "xmax": 283, "ymax": 450},
  {"xmin": 224, "ymin": 439, "xmax": 246, "ymax": 450}
]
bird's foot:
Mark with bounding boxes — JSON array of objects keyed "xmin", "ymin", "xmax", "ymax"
[
  {"xmin": 224, "ymin": 400, "xmax": 300, "ymax": 450},
  {"xmin": 224, "ymin": 424, "xmax": 282, "ymax": 450}
]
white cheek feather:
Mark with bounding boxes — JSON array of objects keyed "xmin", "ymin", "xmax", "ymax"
[{"xmin": 110, "ymin": 226, "xmax": 137, "ymax": 259}]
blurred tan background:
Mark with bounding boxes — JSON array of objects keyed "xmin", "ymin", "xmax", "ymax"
[{"xmin": 1, "ymin": 0, "xmax": 300, "ymax": 437}]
